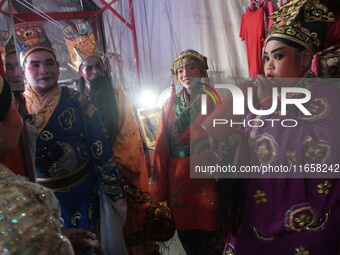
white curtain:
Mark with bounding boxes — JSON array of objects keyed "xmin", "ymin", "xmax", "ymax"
[{"xmin": 96, "ymin": 0, "xmax": 250, "ymax": 105}]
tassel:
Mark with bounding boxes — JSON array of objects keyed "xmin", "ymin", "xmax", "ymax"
[{"xmin": 170, "ymin": 78, "xmax": 176, "ymax": 98}]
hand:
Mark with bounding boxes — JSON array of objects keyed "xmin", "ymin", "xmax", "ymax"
[
  {"xmin": 63, "ymin": 228, "xmax": 101, "ymax": 255},
  {"xmin": 255, "ymin": 75, "xmax": 278, "ymax": 102}
]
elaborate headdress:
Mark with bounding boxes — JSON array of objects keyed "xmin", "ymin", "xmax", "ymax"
[
  {"xmin": 63, "ymin": 22, "xmax": 101, "ymax": 71},
  {"xmin": 14, "ymin": 22, "xmax": 55, "ymax": 66},
  {"xmin": 266, "ymin": 0, "xmax": 334, "ymax": 53},
  {"xmin": 171, "ymin": 49, "xmax": 209, "ymax": 81},
  {"xmin": 0, "ymin": 75, "xmax": 12, "ymax": 121}
]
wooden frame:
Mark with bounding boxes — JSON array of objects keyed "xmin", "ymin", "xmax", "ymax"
[{"xmin": 137, "ymin": 107, "xmax": 161, "ymax": 148}]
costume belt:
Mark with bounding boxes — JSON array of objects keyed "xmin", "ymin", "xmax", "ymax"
[
  {"xmin": 37, "ymin": 160, "xmax": 90, "ymax": 192},
  {"xmin": 170, "ymin": 144, "xmax": 190, "ymax": 158}
]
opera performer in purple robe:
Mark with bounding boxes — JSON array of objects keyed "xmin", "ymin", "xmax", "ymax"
[{"xmin": 203, "ymin": 1, "xmax": 340, "ymax": 254}]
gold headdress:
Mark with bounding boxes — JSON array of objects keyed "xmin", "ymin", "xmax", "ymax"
[
  {"xmin": 15, "ymin": 22, "xmax": 55, "ymax": 66},
  {"xmin": 171, "ymin": 49, "xmax": 208, "ymax": 81},
  {"xmin": 267, "ymin": 0, "xmax": 334, "ymax": 53},
  {"xmin": 64, "ymin": 22, "xmax": 100, "ymax": 71}
]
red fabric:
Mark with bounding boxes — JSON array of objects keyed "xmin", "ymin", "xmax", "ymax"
[
  {"xmin": 240, "ymin": 7, "xmax": 265, "ymax": 78},
  {"xmin": 150, "ymin": 94, "xmax": 221, "ymax": 231},
  {"xmin": 264, "ymin": 1, "xmax": 275, "ymax": 31},
  {"xmin": 0, "ymin": 54, "xmax": 4, "ymax": 77},
  {"xmin": 327, "ymin": 14, "xmax": 340, "ymax": 46},
  {"xmin": 0, "ymin": 145, "xmax": 26, "ymax": 176}
]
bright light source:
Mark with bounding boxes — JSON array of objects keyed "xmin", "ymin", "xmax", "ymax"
[{"xmin": 139, "ymin": 90, "xmax": 157, "ymax": 108}]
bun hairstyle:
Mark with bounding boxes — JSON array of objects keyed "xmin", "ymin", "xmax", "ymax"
[{"xmin": 0, "ymin": 75, "xmax": 12, "ymax": 121}]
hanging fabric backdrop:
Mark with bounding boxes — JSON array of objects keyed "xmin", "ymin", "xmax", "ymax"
[{"xmin": 95, "ymin": 0, "xmax": 250, "ymax": 105}]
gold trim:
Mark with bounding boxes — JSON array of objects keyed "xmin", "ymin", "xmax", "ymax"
[
  {"xmin": 266, "ymin": 33, "xmax": 310, "ymax": 50},
  {"xmin": 47, "ymin": 171, "xmax": 89, "ymax": 192},
  {"xmin": 250, "ymin": 225, "xmax": 276, "ymax": 242}
]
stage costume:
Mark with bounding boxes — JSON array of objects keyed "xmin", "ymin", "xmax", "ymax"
[
  {"xmin": 240, "ymin": 6, "xmax": 265, "ymax": 77},
  {"xmin": 0, "ymin": 162, "xmax": 74, "ymax": 254},
  {"xmin": 15, "ymin": 21, "xmax": 127, "ymax": 254},
  {"xmin": 223, "ymin": 1, "xmax": 340, "ymax": 254},
  {"xmin": 24, "ymin": 84, "xmax": 127, "ymax": 254},
  {"xmin": 64, "ymin": 22, "xmax": 156, "ymax": 254},
  {"xmin": 151, "ymin": 88, "xmax": 224, "ymax": 255},
  {"xmin": 231, "ymin": 73, "xmax": 340, "ymax": 255}
]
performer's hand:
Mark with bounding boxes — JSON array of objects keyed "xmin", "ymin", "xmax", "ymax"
[
  {"xmin": 255, "ymin": 75, "xmax": 277, "ymax": 102},
  {"xmin": 63, "ymin": 228, "xmax": 101, "ymax": 255}
]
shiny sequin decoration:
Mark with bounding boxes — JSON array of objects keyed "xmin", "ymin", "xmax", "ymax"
[
  {"xmin": 0, "ymin": 163, "xmax": 66, "ymax": 254},
  {"xmin": 36, "ymin": 141, "xmax": 77, "ymax": 178}
]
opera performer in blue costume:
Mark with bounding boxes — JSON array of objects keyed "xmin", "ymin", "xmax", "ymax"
[{"xmin": 15, "ymin": 22, "xmax": 128, "ymax": 255}]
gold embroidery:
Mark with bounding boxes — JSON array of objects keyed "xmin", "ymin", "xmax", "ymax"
[
  {"xmin": 250, "ymin": 225, "xmax": 276, "ymax": 242},
  {"xmin": 299, "ymin": 97, "xmax": 329, "ymax": 121},
  {"xmin": 305, "ymin": 211, "xmax": 330, "ymax": 232},
  {"xmin": 294, "ymin": 246, "xmax": 310, "ymax": 255},
  {"xmin": 25, "ymin": 85, "xmax": 61, "ymax": 135},
  {"xmin": 285, "ymin": 151, "xmax": 297, "ymax": 165},
  {"xmin": 58, "ymin": 107, "xmax": 76, "ymax": 130},
  {"xmin": 303, "ymin": 136, "xmax": 331, "ymax": 164},
  {"xmin": 85, "ymin": 104, "xmax": 96, "ymax": 118},
  {"xmin": 286, "ymin": 204, "xmax": 316, "ymax": 232},
  {"xmin": 78, "ymin": 93, "xmax": 87, "ymax": 106},
  {"xmin": 294, "ymin": 214, "xmax": 313, "ymax": 228},
  {"xmin": 193, "ymin": 180, "xmax": 218, "ymax": 206},
  {"xmin": 258, "ymin": 144, "xmax": 269, "ymax": 158},
  {"xmin": 317, "ymin": 180, "xmax": 332, "ymax": 194},
  {"xmin": 254, "ymin": 133, "xmax": 278, "ymax": 165},
  {"xmin": 254, "ymin": 189, "xmax": 267, "ymax": 204}
]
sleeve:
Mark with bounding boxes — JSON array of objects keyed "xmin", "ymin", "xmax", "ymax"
[
  {"xmin": 150, "ymin": 104, "xmax": 171, "ymax": 202},
  {"xmin": 76, "ymin": 94, "xmax": 128, "ymax": 254},
  {"xmin": 250, "ymin": 85, "xmax": 340, "ymax": 235},
  {"xmin": 78, "ymin": 94, "xmax": 125, "ymax": 201},
  {"xmin": 112, "ymin": 88, "xmax": 149, "ymax": 192},
  {"xmin": 256, "ymin": 85, "xmax": 340, "ymax": 166},
  {"xmin": 99, "ymin": 191, "xmax": 128, "ymax": 255},
  {"xmin": 239, "ymin": 13, "xmax": 246, "ymax": 41},
  {"xmin": 243, "ymin": 86, "xmax": 340, "ymax": 237}
]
